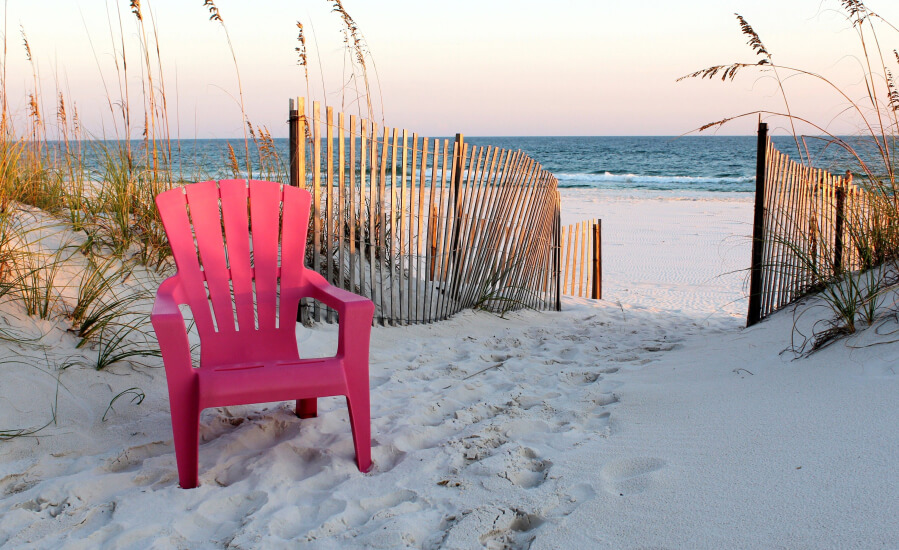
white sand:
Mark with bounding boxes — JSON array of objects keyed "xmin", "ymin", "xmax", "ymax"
[
  {"xmin": 561, "ymin": 188, "xmax": 754, "ymax": 321},
  {"xmin": 2, "ymin": 188, "xmax": 898, "ymax": 549}
]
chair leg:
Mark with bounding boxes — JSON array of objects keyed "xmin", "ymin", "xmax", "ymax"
[
  {"xmin": 296, "ymin": 398, "xmax": 317, "ymax": 419},
  {"xmin": 170, "ymin": 399, "xmax": 201, "ymax": 489},
  {"xmin": 345, "ymin": 380, "xmax": 371, "ymax": 472}
]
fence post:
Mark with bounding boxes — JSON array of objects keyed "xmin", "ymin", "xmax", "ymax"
[
  {"xmin": 592, "ymin": 219, "xmax": 602, "ymax": 300},
  {"xmin": 747, "ymin": 121, "xmax": 768, "ymax": 327},
  {"xmin": 288, "ymin": 98, "xmax": 299, "ymax": 187},
  {"xmin": 835, "ymin": 180, "xmax": 845, "ymax": 275}
]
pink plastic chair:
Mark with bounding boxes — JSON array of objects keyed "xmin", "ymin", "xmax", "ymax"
[{"xmin": 151, "ymin": 179, "xmax": 375, "ymax": 489}]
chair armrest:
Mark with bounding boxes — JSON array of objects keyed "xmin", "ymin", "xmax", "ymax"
[
  {"xmin": 303, "ymin": 270, "xmax": 375, "ymax": 360},
  {"xmin": 151, "ymin": 276, "xmax": 196, "ymax": 381},
  {"xmin": 151, "ymin": 276, "xmax": 186, "ymax": 318},
  {"xmin": 304, "ymin": 270, "xmax": 375, "ymax": 317}
]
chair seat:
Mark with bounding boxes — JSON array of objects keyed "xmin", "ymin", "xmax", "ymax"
[{"xmin": 198, "ymin": 358, "xmax": 348, "ymax": 409}]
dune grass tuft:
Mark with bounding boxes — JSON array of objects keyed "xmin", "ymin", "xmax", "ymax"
[{"xmin": 686, "ymin": 1, "xmax": 899, "ymax": 348}]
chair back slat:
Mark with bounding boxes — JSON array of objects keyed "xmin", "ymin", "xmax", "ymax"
[
  {"xmin": 219, "ymin": 180, "xmax": 256, "ymax": 333},
  {"xmin": 185, "ymin": 181, "xmax": 236, "ymax": 333},
  {"xmin": 155, "ymin": 187, "xmax": 216, "ymax": 334},
  {"xmin": 280, "ymin": 182, "xmax": 312, "ymax": 314},
  {"xmin": 248, "ymin": 180, "xmax": 283, "ymax": 330}
]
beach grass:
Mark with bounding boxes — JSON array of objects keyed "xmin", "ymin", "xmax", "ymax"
[
  {"xmin": 0, "ymin": 0, "xmax": 384, "ymax": 377},
  {"xmin": 685, "ymin": 1, "xmax": 899, "ymax": 346},
  {"xmin": 0, "ymin": 3, "xmax": 233, "ymax": 373}
]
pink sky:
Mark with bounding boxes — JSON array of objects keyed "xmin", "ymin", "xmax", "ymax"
[{"xmin": 3, "ymin": 0, "xmax": 899, "ymax": 137}]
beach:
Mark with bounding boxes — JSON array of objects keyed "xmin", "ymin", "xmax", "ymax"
[
  {"xmin": 561, "ymin": 188, "xmax": 754, "ymax": 321},
  {"xmin": 6, "ymin": 0, "xmax": 899, "ymax": 545},
  {"xmin": 2, "ymin": 187, "xmax": 896, "ymax": 548}
]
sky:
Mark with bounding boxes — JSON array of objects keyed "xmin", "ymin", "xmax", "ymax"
[{"xmin": 3, "ymin": 0, "xmax": 899, "ymax": 137}]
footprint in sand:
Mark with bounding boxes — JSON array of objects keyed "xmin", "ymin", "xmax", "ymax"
[
  {"xmin": 440, "ymin": 507, "xmax": 544, "ymax": 550},
  {"xmin": 592, "ymin": 392, "xmax": 620, "ymax": 407},
  {"xmin": 357, "ymin": 489, "xmax": 421, "ymax": 520},
  {"xmin": 600, "ymin": 457, "xmax": 667, "ymax": 496},
  {"xmin": 101, "ymin": 440, "xmax": 171, "ymax": 473},
  {"xmin": 17, "ymin": 494, "xmax": 73, "ymax": 519},
  {"xmin": 558, "ymin": 370, "xmax": 602, "ymax": 385},
  {"xmin": 0, "ymin": 472, "xmax": 38, "ymax": 496},
  {"xmin": 582, "ymin": 410, "xmax": 612, "ymax": 434},
  {"xmin": 569, "ymin": 392, "xmax": 618, "ymax": 434},
  {"xmin": 458, "ymin": 428, "xmax": 509, "ymax": 464},
  {"xmin": 544, "ymin": 483, "xmax": 597, "ymax": 519},
  {"xmin": 172, "ymin": 490, "xmax": 268, "ymax": 542},
  {"xmin": 370, "ymin": 442, "xmax": 407, "ymax": 473},
  {"xmin": 301, "ymin": 489, "xmax": 426, "ymax": 544},
  {"xmin": 500, "ymin": 446, "xmax": 551, "ymax": 489}
]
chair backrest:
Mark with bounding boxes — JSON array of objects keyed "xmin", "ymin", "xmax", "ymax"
[{"xmin": 156, "ymin": 179, "xmax": 312, "ymax": 367}]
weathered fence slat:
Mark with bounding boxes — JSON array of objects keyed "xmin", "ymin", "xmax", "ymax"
[
  {"xmin": 424, "ymin": 141, "xmax": 439, "ymax": 323},
  {"xmin": 348, "ymin": 114, "xmax": 358, "ymax": 296},
  {"xmin": 337, "ymin": 111, "xmax": 346, "ymax": 295},
  {"xmin": 325, "ymin": 106, "xmax": 335, "ymax": 322},
  {"xmin": 368, "ymin": 123, "xmax": 380, "ymax": 323},
  {"xmin": 436, "ymin": 139, "xmax": 453, "ymax": 322},
  {"xmin": 563, "ymin": 224, "xmax": 572, "ymax": 295},
  {"xmin": 312, "ymin": 102, "xmax": 323, "ymax": 321}
]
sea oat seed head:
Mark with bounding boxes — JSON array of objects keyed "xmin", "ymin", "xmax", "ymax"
[
  {"xmin": 296, "ymin": 21, "xmax": 308, "ymax": 67},
  {"xmin": 20, "ymin": 26, "xmax": 32, "ymax": 62},
  {"xmin": 841, "ymin": 0, "xmax": 869, "ymax": 23},
  {"xmin": 58, "ymin": 93, "xmax": 67, "ymax": 123},
  {"xmin": 130, "ymin": 0, "xmax": 142, "ymax": 21},
  {"xmin": 27, "ymin": 94, "xmax": 40, "ymax": 121},
  {"xmin": 203, "ymin": 0, "xmax": 223, "ymax": 22},
  {"xmin": 735, "ymin": 14, "xmax": 771, "ymax": 60},
  {"xmin": 329, "ymin": 0, "xmax": 366, "ymax": 67},
  {"xmin": 887, "ymin": 69, "xmax": 899, "ymax": 113},
  {"xmin": 226, "ymin": 143, "xmax": 240, "ymax": 178}
]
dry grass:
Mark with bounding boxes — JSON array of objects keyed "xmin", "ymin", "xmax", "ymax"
[
  {"xmin": 328, "ymin": 0, "xmax": 383, "ymax": 122},
  {"xmin": 0, "ymin": 1, "xmax": 293, "ymax": 375},
  {"xmin": 0, "ymin": 1, "xmax": 380, "ymax": 376}
]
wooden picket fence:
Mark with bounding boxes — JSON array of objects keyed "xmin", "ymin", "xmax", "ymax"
[
  {"xmin": 747, "ymin": 123, "xmax": 873, "ymax": 325},
  {"xmin": 288, "ymin": 98, "xmax": 562, "ymax": 325},
  {"xmin": 561, "ymin": 219, "xmax": 602, "ymax": 299}
]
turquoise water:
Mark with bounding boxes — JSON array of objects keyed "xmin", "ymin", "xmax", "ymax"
[
  {"xmin": 64, "ymin": 135, "xmax": 862, "ymax": 193},
  {"xmin": 466, "ymin": 136, "xmax": 758, "ymax": 192}
]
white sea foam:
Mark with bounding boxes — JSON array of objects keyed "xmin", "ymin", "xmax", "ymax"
[{"xmin": 555, "ymin": 171, "xmax": 755, "ymax": 190}]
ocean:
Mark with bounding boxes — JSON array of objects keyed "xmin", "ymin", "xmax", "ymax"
[
  {"xmin": 466, "ymin": 136, "xmax": 759, "ymax": 193},
  {"xmin": 76, "ymin": 135, "xmax": 859, "ymax": 194}
]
